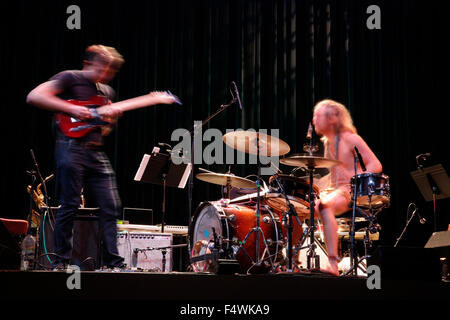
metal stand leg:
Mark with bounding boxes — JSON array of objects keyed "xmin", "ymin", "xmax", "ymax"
[
  {"xmin": 237, "ymin": 134, "xmax": 275, "ymax": 272},
  {"xmin": 306, "ymin": 166, "xmax": 319, "ymax": 270}
]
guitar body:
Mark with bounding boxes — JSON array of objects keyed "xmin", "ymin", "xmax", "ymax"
[
  {"xmin": 55, "ymin": 91, "xmax": 181, "ymax": 138},
  {"xmin": 55, "ymin": 96, "xmax": 110, "ymax": 138}
]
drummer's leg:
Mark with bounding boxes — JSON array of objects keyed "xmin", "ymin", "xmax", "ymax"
[{"xmin": 316, "ymin": 191, "xmax": 349, "ymax": 275}]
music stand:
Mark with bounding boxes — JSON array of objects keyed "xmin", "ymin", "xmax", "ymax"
[
  {"xmin": 134, "ymin": 147, "xmax": 192, "ymax": 233},
  {"xmin": 410, "ymin": 164, "xmax": 450, "ymax": 231}
]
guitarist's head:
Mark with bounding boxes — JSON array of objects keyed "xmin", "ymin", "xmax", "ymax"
[{"xmin": 83, "ymin": 45, "xmax": 125, "ymax": 84}]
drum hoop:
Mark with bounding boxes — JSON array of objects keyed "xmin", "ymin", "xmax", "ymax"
[
  {"xmin": 264, "ymin": 192, "xmax": 310, "ymax": 206},
  {"xmin": 190, "ymin": 201, "xmax": 230, "ymax": 251},
  {"xmin": 352, "ymin": 172, "xmax": 389, "ymax": 180},
  {"xmin": 229, "ymin": 190, "xmax": 268, "ymax": 204}
]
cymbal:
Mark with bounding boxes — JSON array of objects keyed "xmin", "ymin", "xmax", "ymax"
[
  {"xmin": 196, "ymin": 172, "xmax": 257, "ymax": 189},
  {"xmin": 280, "ymin": 154, "xmax": 342, "ymax": 168},
  {"xmin": 222, "ymin": 131, "xmax": 290, "ymax": 157}
]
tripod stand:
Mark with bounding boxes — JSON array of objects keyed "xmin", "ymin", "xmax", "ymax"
[
  {"xmin": 341, "ymin": 205, "xmax": 381, "ymax": 276},
  {"xmin": 222, "ymin": 131, "xmax": 291, "ymax": 272},
  {"xmin": 236, "ymin": 134, "xmax": 275, "ymax": 270}
]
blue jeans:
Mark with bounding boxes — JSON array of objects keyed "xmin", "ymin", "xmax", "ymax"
[{"xmin": 53, "ymin": 137, "xmax": 124, "ymax": 268}]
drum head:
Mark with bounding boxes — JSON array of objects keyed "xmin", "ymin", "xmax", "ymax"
[
  {"xmin": 190, "ymin": 202, "xmax": 227, "ymax": 272},
  {"xmin": 191, "ymin": 202, "xmax": 225, "ymax": 246},
  {"xmin": 269, "ymin": 174, "xmax": 320, "ymax": 194},
  {"xmin": 357, "ymin": 195, "xmax": 390, "ymax": 208},
  {"xmin": 263, "ymin": 193, "xmax": 310, "ymax": 219}
]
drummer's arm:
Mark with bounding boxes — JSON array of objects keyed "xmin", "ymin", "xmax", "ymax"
[{"xmin": 348, "ymin": 134, "xmax": 383, "ymax": 173}]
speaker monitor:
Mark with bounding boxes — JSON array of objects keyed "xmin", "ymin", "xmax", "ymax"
[
  {"xmin": 425, "ymin": 231, "xmax": 450, "ymax": 255},
  {"xmin": 38, "ymin": 212, "xmax": 101, "ymax": 270},
  {"xmin": 117, "ymin": 232, "xmax": 173, "ymax": 272},
  {"xmin": 368, "ymin": 246, "xmax": 441, "ymax": 282},
  {"xmin": 0, "ymin": 220, "xmax": 21, "ymax": 270}
]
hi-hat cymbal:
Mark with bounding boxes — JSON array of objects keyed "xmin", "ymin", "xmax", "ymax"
[
  {"xmin": 280, "ymin": 154, "xmax": 342, "ymax": 168},
  {"xmin": 196, "ymin": 172, "xmax": 257, "ymax": 189},
  {"xmin": 223, "ymin": 131, "xmax": 290, "ymax": 157}
]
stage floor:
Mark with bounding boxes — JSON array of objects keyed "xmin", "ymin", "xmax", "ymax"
[{"xmin": 1, "ymin": 269, "xmax": 449, "ymax": 302}]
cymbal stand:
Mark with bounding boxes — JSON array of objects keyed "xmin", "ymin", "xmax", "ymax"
[
  {"xmin": 304, "ymin": 132, "xmax": 320, "ymax": 270},
  {"xmin": 237, "ymin": 134, "xmax": 274, "ymax": 270},
  {"xmin": 346, "ymin": 151, "xmax": 360, "ymax": 276},
  {"xmin": 305, "ymin": 164, "xmax": 320, "ymax": 269}
]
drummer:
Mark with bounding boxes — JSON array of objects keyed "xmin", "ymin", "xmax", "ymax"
[{"xmin": 312, "ymin": 99, "xmax": 382, "ymax": 276}]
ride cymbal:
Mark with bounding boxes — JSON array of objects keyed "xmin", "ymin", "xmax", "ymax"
[{"xmin": 223, "ymin": 131, "xmax": 290, "ymax": 157}]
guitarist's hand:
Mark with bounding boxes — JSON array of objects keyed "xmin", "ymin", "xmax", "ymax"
[{"xmin": 70, "ymin": 106, "xmax": 92, "ymax": 120}]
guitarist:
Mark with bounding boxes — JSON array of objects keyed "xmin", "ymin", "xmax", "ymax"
[{"xmin": 26, "ymin": 44, "xmax": 177, "ymax": 270}]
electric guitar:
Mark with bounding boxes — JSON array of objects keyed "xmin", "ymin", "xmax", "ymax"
[{"xmin": 55, "ymin": 91, "xmax": 181, "ymax": 138}]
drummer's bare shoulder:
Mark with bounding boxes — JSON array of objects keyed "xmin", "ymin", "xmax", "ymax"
[{"xmin": 342, "ymin": 132, "xmax": 382, "ymax": 173}]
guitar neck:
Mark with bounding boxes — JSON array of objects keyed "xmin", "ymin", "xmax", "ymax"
[{"xmin": 98, "ymin": 94, "xmax": 156, "ymax": 114}]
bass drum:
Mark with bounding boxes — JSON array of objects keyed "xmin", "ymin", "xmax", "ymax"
[{"xmin": 190, "ymin": 201, "xmax": 282, "ymax": 274}]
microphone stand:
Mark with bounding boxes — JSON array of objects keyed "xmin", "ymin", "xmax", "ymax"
[
  {"xmin": 186, "ymin": 96, "xmax": 237, "ymax": 254},
  {"xmin": 28, "ymin": 149, "xmax": 51, "ymax": 269},
  {"xmin": 26, "ymin": 171, "xmax": 37, "ymax": 235},
  {"xmin": 349, "ymin": 149, "xmax": 359, "ymax": 276},
  {"xmin": 425, "ymin": 173, "xmax": 440, "ymax": 232},
  {"xmin": 270, "ymin": 173, "xmax": 300, "ymax": 271},
  {"xmin": 394, "ymin": 203, "xmax": 418, "ymax": 247}
]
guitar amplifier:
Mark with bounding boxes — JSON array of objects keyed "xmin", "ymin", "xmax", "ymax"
[{"xmin": 117, "ymin": 232, "xmax": 173, "ymax": 272}]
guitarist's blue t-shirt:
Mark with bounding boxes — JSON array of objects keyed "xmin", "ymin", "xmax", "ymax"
[{"xmin": 50, "ymin": 70, "xmax": 115, "ymax": 145}]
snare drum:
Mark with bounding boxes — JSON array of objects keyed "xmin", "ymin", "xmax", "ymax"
[
  {"xmin": 350, "ymin": 173, "xmax": 390, "ymax": 209},
  {"xmin": 190, "ymin": 201, "xmax": 282, "ymax": 274}
]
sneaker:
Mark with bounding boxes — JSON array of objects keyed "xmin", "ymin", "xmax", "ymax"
[
  {"xmin": 52, "ymin": 262, "xmax": 68, "ymax": 272},
  {"xmin": 105, "ymin": 262, "xmax": 128, "ymax": 272}
]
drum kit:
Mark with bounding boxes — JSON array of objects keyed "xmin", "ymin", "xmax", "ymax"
[{"xmin": 189, "ymin": 131, "xmax": 390, "ymax": 276}]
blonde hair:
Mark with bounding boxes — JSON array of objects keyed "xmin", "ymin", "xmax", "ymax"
[
  {"xmin": 85, "ymin": 45, "xmax": 124, "ymax": 70},
  {"xmin": 313, "ymin": 99, "xmax": 357, "ymax": 137}
]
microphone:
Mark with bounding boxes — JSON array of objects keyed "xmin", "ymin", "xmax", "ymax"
[
  {"xmin": 416, "ymin": 153, "xmax": 431, "ymax": 170},
  {"xmin": 414, "ymin": 206, "xmax": 426, "ymax": 224},
  {"xmin": 269, "ymin": 161, "xmax": 283, "ymax": 175},
  {"xmin": 303, "ymin": 122, "xmax": 318, "ymax": 155},
  {"xmin": 44, "ymin": 174, "xmax": 55, "ymax": 183},
  {"xmin": 419, "ymin": 215, "xmax": 427, "ymax": 225},
  {"xmin": 30, "ymin": 149, "xmax": 37, "ymax": 164},
  {"xmin": 231, "ymin": 81, "xmax": 242, "ymax": 110},
  {"xmin": 158, "ymin": 142, "xmax": 172, "ymax": 149},
  {"xmin": 354, "ymin": 146, "xmax": 367, "ymax": 172},
  {"xmin": 306, "ymin": 122, "xmax": 313, "ymax": 140}
]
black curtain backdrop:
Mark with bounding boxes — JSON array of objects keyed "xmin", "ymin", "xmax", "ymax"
[{"xmin": 1, "ymin": 0, "xmax": 449, "ymax": 248}]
